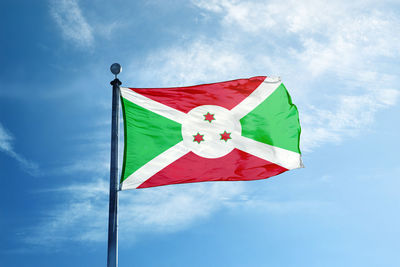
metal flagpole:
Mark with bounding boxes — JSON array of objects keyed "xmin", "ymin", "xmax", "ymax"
[{"xmin": 107, "ymin": 63, "xmax": 122, "ymax": 267}]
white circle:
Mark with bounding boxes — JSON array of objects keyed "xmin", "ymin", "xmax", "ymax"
[{"xmin": 181, "ymin": 105, "xmax": 241, "ymax": 158}]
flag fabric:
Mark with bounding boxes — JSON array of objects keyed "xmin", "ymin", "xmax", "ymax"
[{"xmin": 119, "ymin": 76, "xmax": 302, "ymax": 190}]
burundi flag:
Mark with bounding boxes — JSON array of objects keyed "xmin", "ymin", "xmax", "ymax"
[{"xmin": 120, "ymin": 76, "xmax": 302, "ymax": 190}]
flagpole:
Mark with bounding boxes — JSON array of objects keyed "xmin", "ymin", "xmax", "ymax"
[{"xmin": 108, "ymin": 63, "xmax": 122, "ymax": 267}]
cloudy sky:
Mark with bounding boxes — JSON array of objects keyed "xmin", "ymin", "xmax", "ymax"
[{"xmin": 1, "ymin": 0, "xmax": 400, "ymax": 266}]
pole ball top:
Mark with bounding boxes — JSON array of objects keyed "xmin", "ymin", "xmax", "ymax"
[{"xmin": 110, "ymin": 63, "xmax": 122, "ymax": 76}]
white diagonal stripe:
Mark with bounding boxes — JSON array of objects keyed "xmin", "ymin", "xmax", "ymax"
[
  {"xmin": 120, "ymin": 141, "xmax": 190, "ymax": 190},
  {"xmin": 230, "ymin": 77, "xmax": 282, "ymax": 119},
  {"xmin": 120, "ymin": 87, "xmax": 187, "ymax": 124},
  {"xmin": 233, "ymin": 136, "xmax": 303, "ymax": 170}
]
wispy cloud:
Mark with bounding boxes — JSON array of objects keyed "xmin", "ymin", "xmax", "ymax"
[
  {"xmin": 128, "ymin": 40, "xmax": 247, "ymax": 87},
  {"xmin": 50, "ymin": 0, "xmax": 94, "ymax": 47},
  {"xmin": 24, "ymin": 179, "xmax": 108, "ymax": 246},
  {"xmin": 0, "ymin": 123, "xmax": 13, "ymax": 152},
  {"xmin": 25, "ymin": 176, "xmax": 330, "ymax": 248},
  {"xmin": 25, "ymin": 179, "xmax": 244, "ymax": 246},
  {"xmin": 301, "ymin": 89, "xmax": 399, "ymax": 150},
  {"xmin": 0, "ymin": 122, "xmax": 39, "ymax": 176}
]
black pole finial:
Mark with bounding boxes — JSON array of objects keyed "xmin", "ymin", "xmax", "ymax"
[
  {"xmin": 110, "ymin": 63, "xmax": 122, "ymax": 86},
  {"xmin": 110, "ymin": 63, "xmax": 122, "ymax": 79}
]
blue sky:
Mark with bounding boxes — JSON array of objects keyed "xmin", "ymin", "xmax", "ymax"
[{"xmin": 1, "ymin": 0, "xmax": 400, "ymax": 266}]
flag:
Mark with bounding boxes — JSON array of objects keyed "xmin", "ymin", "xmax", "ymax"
[{"xmin": 119, "ymin": 76, "xmax": 302, "ymax": 190}]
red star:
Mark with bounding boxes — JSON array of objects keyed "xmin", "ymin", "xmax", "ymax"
[
  {"xmin": 193, "ymin": 133, "xmax": 204, "ymax": 144},
  {"xmin": 204, "ymin": 112, "xmax": 215, "ymax": 123},
  {"xmin": 220, "ymin": 131, "xmax": 231, "ymax": 142}
]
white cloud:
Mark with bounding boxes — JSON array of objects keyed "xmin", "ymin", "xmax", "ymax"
[
  {"xmin": 25, "ymin": 179, "xmax": 244, "ymax": 246},
  {"xmin": 26, "ymin": 176, "xmax": 333, "ymax": 247},
  {"xmin": 301, "ymin": 88, "xmax": 399, "ymax": 150},
  {"xmin": 0, "ymin": 123, "xmax": 13, "ymax": 152},
  {"xmin": 119, "ymin": 182, "xmax": 243, "ymax": 233},
  {"xmin": 0, "ymin": 122, "xmax": 39, "ymax": 176},
  {"xmin": 192, "ymin": 0, "xmax": 345, "ymax": 33},
  {"xmin": 128, "ymin": 40, "xmax": 247, "ymax": 87},
  {"xmin": 50, "ymin": 0, "xmax": 94, "ymax": 47},
  {"xmin": 25, "ymin": 180, "xmax": 108, "ymax": 246},
  {"xmin": 58, "ymin": 159, "xmax": 109, "ymax": 175},
  {"xmin": 295, "ymin": 11, "xmax": 400, "ymax": 78}
]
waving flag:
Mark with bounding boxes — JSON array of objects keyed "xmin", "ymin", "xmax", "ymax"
[{"xmin": 120, "ymin": 76, "xmax": 302, "ymax": 190}]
